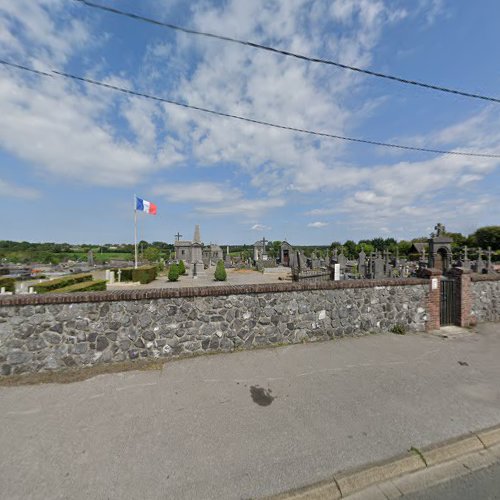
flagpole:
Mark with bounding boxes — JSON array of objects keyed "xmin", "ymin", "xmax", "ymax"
[{"xmin": 134, "ymin": 194, "xmax": 138, "ymax": 269}]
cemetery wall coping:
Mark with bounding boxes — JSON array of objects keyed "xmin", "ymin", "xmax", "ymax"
[
  {"xmin": 0, "ymin": 278, "xmax": 428, "ymax": 307},
  {"xmin": 471, "ymin": 273, "xmax": 500, "ymax": 282}
]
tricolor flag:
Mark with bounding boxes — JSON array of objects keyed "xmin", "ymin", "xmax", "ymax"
[{"xmin": 136, "ymin": 196, "xmax": 157, "ymax": 215}]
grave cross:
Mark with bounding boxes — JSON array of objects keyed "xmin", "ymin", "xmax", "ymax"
[
  {"xmin": 261, "ymin": 237, "xmax": 268, "ymax": 253},
  {"xmin": 174, "ymin": 232, "xmax": 183, "ymax": 241}
]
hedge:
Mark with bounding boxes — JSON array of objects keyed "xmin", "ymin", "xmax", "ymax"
[
  {"xmin": 0, "ymin": 277, "xmax": 15, "ymax": 293},
  {"xmin": 48, "ymin": 280, "xmax": 107, "ymax": 293},
  {"xmin": 33, "ymin": 273, "xmax": 93, "ymax": 294},
  {"xmin": 111, "ymin": 266, "xmax": 157, "ymax": 284}
]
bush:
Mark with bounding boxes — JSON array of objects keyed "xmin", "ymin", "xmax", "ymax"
[
  {"xmin": 111, "ymin": 266, "xmax": 157, "ymax": 284},
  {"xmin": 0, "ymin": 277, "xmax": 15, "ymax": 293},
  {"xmin": 168, "ymin": 264, "xmax": 179, "ymax": 282},
  {"xmin": 391, "ymin": 323, "xmax": 406, "ymax": 335},
  {"xmin": 178, "ymin": 260, "xmax": 186, "ymax": 275},
  {"xmin": 132, "ymin": 265, "xmax": 157, "ymax": 284},
  {"xmin": 214, "ymin": 260, "xmax": 227, "ymax": 281},
  {"xmin": 48, "ymin": 280, "xmax": 107, "ymax": 293},
  {"xmin": 33, "ymin": 273, "xmax": 92, "ymax": 294}
]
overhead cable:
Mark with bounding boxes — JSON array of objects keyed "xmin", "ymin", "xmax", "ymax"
[
  {"xmin": 1, "ymin": 58, "xmax": 500, "ymax": 159},
  {"xmin": 73, "ymin": 0, "xmax": 500, "ymax": 105}
]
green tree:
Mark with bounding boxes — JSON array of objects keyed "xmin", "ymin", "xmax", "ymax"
[
  {"xmin": 358, "ymin": 242, "xmax": 375, "ymax": 254},
  {"xmin": 371, "ymin": 237, "xmax": 386, "ymax": 252},
  {"xmin": 397, "ymin": 240, "xmax": 412, "ymax": 256},
  {"xmin": 144, "ymin": 246, "xmax": 161, "ymax": 263},
  {"xmin": 178, "ymin": 260, "xmax": 186, "ymax": 275},
  {"xmin": 168, "ymin": 264, "xmax": 179, "ymax": 282},
  {"xmin": 214, "ymin": 260, "xmax": 227, "ymax": 281},
  {"xmin": 472, "ymin": 226, "xmax": 500, "ymax": 251},
  {"xmin": 343, "ymin": 240, "xmax": 357, "ymax": 259}
]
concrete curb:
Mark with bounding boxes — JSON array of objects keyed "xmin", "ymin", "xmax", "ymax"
[{"xmin": 269, "ymin": 424, "xmax": 500, "ymax": 499}]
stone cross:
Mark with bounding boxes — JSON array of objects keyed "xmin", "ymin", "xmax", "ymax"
[
  {"xmin": 175, "ymin": 232, "xmax": 183, "ymax": 241},
  {"xmin": 486, "ymin": 247, "xmax": 494, "ymax": 272}
]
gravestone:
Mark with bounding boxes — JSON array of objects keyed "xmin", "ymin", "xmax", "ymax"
[
  {"xmin": 87, "ymin": 250, "xmax": 94, "ymax": 267},
  {"xmin": 297, "ymin": 251, "xmax": 307, "ymax": 270},
  {"xmin": 191, "ymin": 224, "xmax": 205, "ymax": 277},
  {"xmin": 486, "ymin": 247, "xmax": 495, "ymax": 273},
  {"xmin": 457, "ymin": 246, "xmax": 471, "ymax": 271},
  {"xmin": 474, "ymin": 248, "xmax": 485, "ymax": 273},
  {"xmin": 373, "ymin": 253, "xmax": 385, "ymax": 279},
  {"xmin": 337, "ymin": 251, "xmax": 347, "ymax": 271},
  {"xmin": 358, "ymin": 249, "xmax": 366, "ymax": 278}
]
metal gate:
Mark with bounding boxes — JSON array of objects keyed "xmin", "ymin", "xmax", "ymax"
[{"xmin": 440, "ymin": 278, "xmax": 458, "ymax": 326}]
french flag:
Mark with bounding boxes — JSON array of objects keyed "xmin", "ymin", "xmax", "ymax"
[{"xmin": 136, "ymin": 196, "xmax": 157, "ymax": 215}]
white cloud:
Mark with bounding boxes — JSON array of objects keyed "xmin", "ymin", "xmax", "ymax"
[
  {"xmin": 198, "ymin": 197, "xmax": 285, "ymax": 216},
  {"xmin": 0, "ymin": 178, "xmax": 39, "ymax": 199},
  {"xmin": 308, "ymin": 221, "xmax": 328, "ymax": 228},
  {"xmin": 154, "ymin": 182, "xmax": 241, "ymax": 204},
  {"xmin": 0, "ymin": 1, "xmax": 176, "ymax": 187},
  {"xmin": 251, "ymin": 224, "xmax": 271, "ymax": 231}
]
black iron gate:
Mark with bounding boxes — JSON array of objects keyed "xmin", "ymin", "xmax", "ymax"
[{"xmin": 440, "ymin": 278, "xmax": 458, "ymax": 326}]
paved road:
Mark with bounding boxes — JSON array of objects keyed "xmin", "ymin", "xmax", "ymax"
[
  {"xmin": 405, "ymin": 461, "xmax": 500, "ymax": 499},
  {"xmin": 1, "ymin": 324, "xmax": 499, "ymax": 499}
]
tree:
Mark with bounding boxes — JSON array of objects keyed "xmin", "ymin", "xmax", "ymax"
[
  {"xmin": 214, "ymin": 260, "xmax": 227, "ymax": 281},
  {"xmin": 343, "ymin": 240, "xmax": 357, "ymax": 259},
  {"xmin": 358, "ymin": 242, "xmax": 374, "ymax": 254},
  {"xmin": 471, "ymin": 226, "xmax": 500, "ymax": 251},
  {"xmin": 371, "ymin": 237, "xmax": 386, "ymax": 252},
  {"xmin": 397, "ymin": 240, "xmax": 412, "ymax": 256},
  {"xmin": 178, "ymin": 260, "xmax": 186, "ymax": 275},
  {"xmin": 144, "ymin": 246, "xmax": 160, "ymax": 263},
  {"xmin": 168, "ymin": 264, "xmax": 179, "ymax": 282}
]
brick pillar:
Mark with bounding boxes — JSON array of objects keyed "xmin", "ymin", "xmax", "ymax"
[
  {"xmin": 419, "ymin": 268, "xmax": 442, "ymax": 331},
  {"xmin": 447, "ymin": 267, "xmax": 472, "ymax": 327}
]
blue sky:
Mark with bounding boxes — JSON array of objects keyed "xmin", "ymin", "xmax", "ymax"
[{"xmin": 0, "ymin": 0, "xmax": 499, "ymax": 245}]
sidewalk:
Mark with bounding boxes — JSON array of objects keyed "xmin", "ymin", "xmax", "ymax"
[{"xmin": 0, "ymin": 323, "xmax": 499, "ymax": 499}]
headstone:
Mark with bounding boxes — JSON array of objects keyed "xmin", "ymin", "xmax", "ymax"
[
  {"xmin": 337, "ymin": 251, "xmax": 347, "ymax": 271},
  {"xmin": 87, "ymin": 250, "xmax": 94, "ymax": 266},
  {"xmin": 373, "ymin": 253, "xmax": 385, "ymax": 279},
  {"xmin": 358, "ymin": 250, "xmax": 366, "ymax": 278},
  {"xmin": 117, "ymin": 269, "xmax": 122, "ymax": 282},
  {"xmin": 474, "ymin": 248, "xmax": 485, "ymax": 273},
  {"xmin": 486, "ymin": 247, "xmax": 494, "ymax": 273},
  {"xmin": 297, "ymin": 251, "xmax": 307, "ymax": 270},
  {"xmin": 333, "ymin": 263, "xmax": 340, "ymax": 281},
  {"xmin": 191, "ymin": 224, "xmax": 205, "ymax": 277},
  {"xmin": 458, "ymin": 245, "xmax": 471, "ymax": 271}
]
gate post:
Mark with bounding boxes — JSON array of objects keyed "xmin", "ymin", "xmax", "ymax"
[
  {"xmin": 418, "ymin": 268, "xmax": 442, "ymax": 331},
  {"xmin": 446, "ymin": 267, "xmax": 472, "ymax": 327}
]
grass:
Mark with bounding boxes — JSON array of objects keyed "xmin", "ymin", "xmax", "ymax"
[
  {"xmin": 409, "ymin": 446, "xmax": 428, "ymax": 466},
  {"xmin": 0, "ymin": 358, "xmax": 165, "ymax": 387}
]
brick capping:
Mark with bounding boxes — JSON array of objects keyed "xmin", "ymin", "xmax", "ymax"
[
  {"xmin": 471, "ymin": 273, "xmax": 500, "ymax": 282},
  {"xmin": 0, "ymin": 278, "xmax": 428, "ymax": 307}
]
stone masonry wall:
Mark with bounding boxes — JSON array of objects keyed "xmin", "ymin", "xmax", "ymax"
[
  {"xmin": 471, "ymin": 276, "xmax": 500, "ymax": 323},
  {"xmin": 0, "ymin": 280, "xmax": 428, "ymax": 376}
]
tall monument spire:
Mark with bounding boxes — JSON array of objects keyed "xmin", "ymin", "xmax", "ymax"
[{"xmin": 193, "ymin": 224, "xmax": 201, "ymax": 244}]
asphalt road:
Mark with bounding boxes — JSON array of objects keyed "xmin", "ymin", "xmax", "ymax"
[
  {"xmin": 405, "ymin": 461, "xmax": 500, "ymax": 500},
  {"xmin": 1, "ymin": 323, "xmax": 499, "ymax": 499}
]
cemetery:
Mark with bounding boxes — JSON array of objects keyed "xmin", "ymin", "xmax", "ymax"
[{"xmin": 0, "ymin": 222, "xmax": 499, "ymax": 377}]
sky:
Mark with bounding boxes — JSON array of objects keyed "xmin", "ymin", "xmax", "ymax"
[{"xmin": 0, "ymin": 0, "xmax": 499, "ymax": 245}]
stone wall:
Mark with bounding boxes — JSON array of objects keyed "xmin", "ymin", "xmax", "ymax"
[
  {"xmin": 471, "ymin": 275, "xmax": 500, "ymax": 323},
  {"xmin": 0, "ymin": 280, "xmax": 428, "ymax": 376}
]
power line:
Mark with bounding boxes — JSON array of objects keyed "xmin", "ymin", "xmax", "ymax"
[
  {"xmin": 73, "ymin": 0, "xmax": 500, "ymax": 105},
  {"xmin": 1, "ymin": 58, "xmax": 500, "ymax": 159}
]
